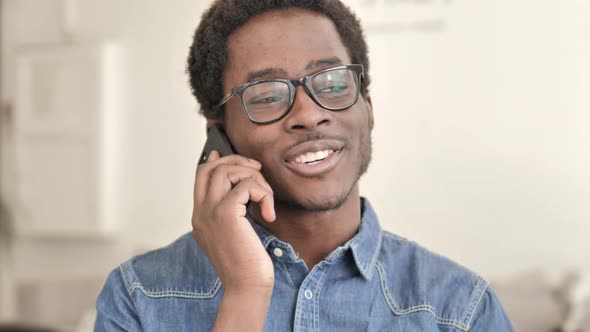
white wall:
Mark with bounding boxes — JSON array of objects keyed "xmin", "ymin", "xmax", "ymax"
[
  {"xmin": 355, "ymin": 0, "xmax": 590, "ymax": 279},
  {"xmin": 66, "ymin": 0, "xmax": 208, "ymax": 249},
  {"xmin": 2, "ymin": 0, "xmax": 208, "ymax": 282},
  {"xmin": 1, "ymin": 0, "xmax": 589, "ymax": 322},
  {"xmin": 0, "ymin": 0, "xmax": 209, "ymax": 322}
]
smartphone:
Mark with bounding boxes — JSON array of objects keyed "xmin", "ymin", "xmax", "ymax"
[{"xmin": 198, "ymin": 124, "xmax": 236, "ymax": 165}]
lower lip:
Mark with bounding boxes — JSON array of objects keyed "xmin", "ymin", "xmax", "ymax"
[{"xmin": 285, "ymin": 149, "xmax": 343, "ymax": 177}]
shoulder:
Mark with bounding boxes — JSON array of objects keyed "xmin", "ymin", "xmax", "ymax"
[
  {"xmin": 111, "ymin": 232, "xmax": 220, "ymax": 299},
  {"xmin": 95, "ymin": 233, "xmax": 221, "ymax": 330},
  {"xmin": 376, "ymin": 231, "xmax": 510, "ymax": 331}
]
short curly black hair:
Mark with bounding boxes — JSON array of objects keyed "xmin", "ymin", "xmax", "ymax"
[{"xmin": 186, "ymin": 0, "xmax": 371, "ymax": 120}]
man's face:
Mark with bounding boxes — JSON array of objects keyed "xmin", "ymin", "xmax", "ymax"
[{"xmin": 221, "ymin": 8, "xmax": 373, "ymax": 212}]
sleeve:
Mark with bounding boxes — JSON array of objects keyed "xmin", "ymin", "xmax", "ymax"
[
  {"xmin": 94, "ymin": 267, "xmax": 142, "ymax": 331},
  {"xmin": 468, "ymin": 287, "xmax": 515, "ymax": 331}
]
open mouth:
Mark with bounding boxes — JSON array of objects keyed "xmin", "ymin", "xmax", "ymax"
[
  {"xmin": 285, "ymin": 147, "xmax": 343, "ymax": 177},
  {"xmin": 293, "ymin": 149, "xmax": 336, "ymax": 165},
  {"xmin": 283, "ymin": 139, "xmax": 346, "ymax": 176}
]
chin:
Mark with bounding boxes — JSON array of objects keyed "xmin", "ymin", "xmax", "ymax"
[{"xmin": 275, "ymin": 184, "xmax": 355, "ymax": 212}]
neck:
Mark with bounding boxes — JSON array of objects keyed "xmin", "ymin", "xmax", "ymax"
[{"xmin": 251, "ymin": 186, "xmax": 362, "ymax": 269}]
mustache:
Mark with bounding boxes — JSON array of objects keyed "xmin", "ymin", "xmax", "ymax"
[
  {"xmin": 291, "ymin": 131, "xmax": 326, "ymax": 145},
  {"xmin": 290, "ymin": 130, "xmax": 349, "ymax": 148}
]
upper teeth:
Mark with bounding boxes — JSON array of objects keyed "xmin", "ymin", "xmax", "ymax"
[{"xmin": 294, "ymin": 150, "xmax": 333, "ymax": 164}]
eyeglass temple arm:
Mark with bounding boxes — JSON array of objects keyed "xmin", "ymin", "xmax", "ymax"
[{"xmin": 217, "ymin": 91, "xmax": 235, "ymax": 108}]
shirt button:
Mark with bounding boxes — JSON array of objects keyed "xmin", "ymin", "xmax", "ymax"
[
  {"xmin": 304, "ymin": 289, "xmax": 313, "ymax": 300},
  {"xmin": 273, "ymin": 247, "xmax": 283, "ymax": 257}
]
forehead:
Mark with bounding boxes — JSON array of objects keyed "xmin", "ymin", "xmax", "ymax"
[{"xmin": 223, "ymin": 8, "xmax": 351, "ymax": 86}]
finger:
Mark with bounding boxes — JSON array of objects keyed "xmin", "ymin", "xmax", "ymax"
[
  {"xmin": 258, "ymin": 194, "xmax": 276, "ymax": 223},
  {"xmin": 221, "ymin": 179, "xmax": 276, "ymax": 223},
  {"xmin": 224, "ymin": 166, "xmax": 272, "ymax": 192},
  {"xmin": 208, "ymin": 150, "xmax": 221, "ymax": 162},
  {"xmin": 194, "ymin": 150, "xmax": 221, "ymax": 202},
  {"xmin": 206, "ymin": 164, "xmax": 272, "ymax": 203},
  {"xmin": 194, "ymin": 153, "xmax": 261, "ymax": 203},
  {"xmin": 208, "ymin": 154, "xmax": 261, "ymax": 169}
]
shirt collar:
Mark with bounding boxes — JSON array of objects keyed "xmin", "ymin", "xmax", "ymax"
[
  {"xmin": 246, "ymin": 213, "xmax": 280, "ymax": 250},
  {"xmin": 347, "ymin": 198, "xmax": 383, "ymax": 280},
  {"xmin": 247, "ymin": 197, "xmax": 383, "ymax": 280}
]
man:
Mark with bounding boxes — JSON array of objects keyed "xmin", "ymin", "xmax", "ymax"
[{"xmin": 95, "ymin": 0, "xmax": 514, "ymax": 331}]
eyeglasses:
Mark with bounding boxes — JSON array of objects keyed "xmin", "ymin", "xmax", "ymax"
[{"xmin": 217, "ymin": 64, "xmax": 364, "ymax": 125}]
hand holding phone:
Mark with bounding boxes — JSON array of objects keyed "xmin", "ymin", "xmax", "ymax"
[{"xmin": 191, "ymin": 124, "xmax": 276, "ymax": 295}]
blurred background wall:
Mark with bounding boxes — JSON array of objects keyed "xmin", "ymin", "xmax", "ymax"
[{"xmin": 0, "ymin": 0, "xmax": 588, "ymax": 330}]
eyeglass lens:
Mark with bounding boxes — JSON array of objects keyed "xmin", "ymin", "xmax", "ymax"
[{"xmin": 241, "ymin": 68, "xmax": 359, "ymax": 123}]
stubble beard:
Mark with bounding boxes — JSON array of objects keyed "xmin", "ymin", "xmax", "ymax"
[{"xmin": 270, "ymin": 129, "xmax": 373, "ymax": 213}]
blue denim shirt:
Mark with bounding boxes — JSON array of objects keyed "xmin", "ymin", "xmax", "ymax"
[{"xmin": 95, "ymin": 198, "xmax": 513, "ymax": 331}]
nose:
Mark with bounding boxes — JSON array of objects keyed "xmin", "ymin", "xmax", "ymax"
[{"xmin": 283, "ymin": 86, "xmax": 332, "ymax": 131}]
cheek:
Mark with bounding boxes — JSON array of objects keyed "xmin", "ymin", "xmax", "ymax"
[
  {"xmin": 225, "ymin": 110, "xmax": 255, "ymax": 154},
  {"xmin": 348, "ymin": 110, "xmax": 370, "ymax": 142},
  {"xmin": 228, "ymin": 126, "xmax": 277, "ymax": 162},
  {"xmin": 230, "ymin": 132, "xmax": 257, "ymax": 157}
]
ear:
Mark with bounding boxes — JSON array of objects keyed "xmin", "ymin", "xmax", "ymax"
[{"xmin": 364, "ymin": 95, "xmax": 374, "ymax": 130}]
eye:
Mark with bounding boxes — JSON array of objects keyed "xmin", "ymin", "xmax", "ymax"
[
  {"xmin": 316, "ymin": 83, "xmax": 351, "ymax": 97},
  {"xmin": 243, "ymin": 82, "xmax": 289, "ymax": 108},
  {"xmin": 317, "ymin": 84, "xmax": 349, "ymax": 94},
  {"xmin": 248, "ymin": 94, "xmax": 284, "ymax": 105}
]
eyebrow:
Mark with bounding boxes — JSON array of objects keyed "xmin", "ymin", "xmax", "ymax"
[
  {"xmin": 247, "ymin": 68, "xmax": 288, "ymax": 82},
  {"xmin": 305, "ymin": 57, "xmax": 343, "ymax": 70},
  {"xmin": 245, "ymin": 57, "xmax": 344, "ymax": 82}
]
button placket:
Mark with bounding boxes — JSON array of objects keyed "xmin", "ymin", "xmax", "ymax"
[{"xmin": 293, "ymin": 262, "xmax": 331, "ymax": 332}]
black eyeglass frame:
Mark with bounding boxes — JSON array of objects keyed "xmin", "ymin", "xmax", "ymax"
[{"xmin": 216, "ymin": 64, "xmax": 365, "ymax": 125}]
